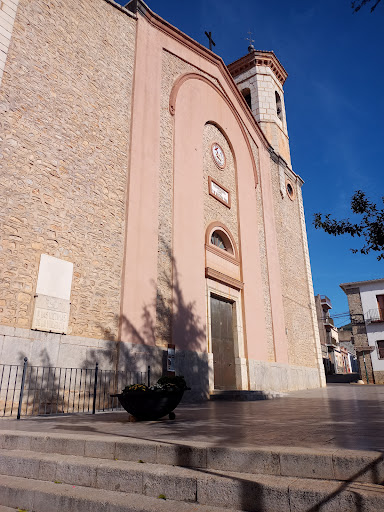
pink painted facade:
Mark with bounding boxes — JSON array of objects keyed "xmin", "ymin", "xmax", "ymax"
[{"xmin": 118, "ymin": 1, "xmax": 325, "ymax": 394}]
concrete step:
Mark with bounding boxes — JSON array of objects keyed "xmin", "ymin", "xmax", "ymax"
[
  {"xmin": 0, "ymin": 474, "xmax": 239, "ymax": 512},
  {"xmin": 210, "ymin": 390, "xmax": 284, "ymax": 401},
  {"xmin": 1, "ymin": 430, "xmax": 384, "ymax": 484},
  {"xmin": 1, "ymin": 463, "xmax": 384, "ymax": 512}
]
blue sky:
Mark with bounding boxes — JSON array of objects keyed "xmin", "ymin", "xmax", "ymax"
[{"xmin": 118, "ymin": 0, "xmax": 383, "ymax": 325}]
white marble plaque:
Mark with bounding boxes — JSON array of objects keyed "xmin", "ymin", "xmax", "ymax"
[
  {"xmin": 32, "ymin": 294, "xmax": 71, "ymax": 334},
  {"xmin": 211, "ymin": 181, "xmax": 228, "ymax": 204},
  {"xmin": 36, "ymin": 254, "xmax": 73, "ymax": 300}
]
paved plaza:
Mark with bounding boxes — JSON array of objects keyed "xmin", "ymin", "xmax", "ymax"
[{"xmin": 1, "ymin": 384, "xmax": 384, "ymax": 452}]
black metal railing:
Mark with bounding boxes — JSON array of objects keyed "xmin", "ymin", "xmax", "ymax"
[{"xmin": 0, "ymin": 358, "xmax": 150, "ymax": 419}]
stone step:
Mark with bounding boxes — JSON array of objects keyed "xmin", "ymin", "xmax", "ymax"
[
  {"xmin": 1, "ymin": 464, "xmax": 384, "ymax": 512},
  {"xmin": 0, "ymin": 474, "xmax": 239, "ymax": 512},
  {"xmin": 1, "ymin": 430, "xmax": 384, "ymax": 484},
  {"xmin": 210, "ymin": 390, "xmax": 284, "ymax": 401}
]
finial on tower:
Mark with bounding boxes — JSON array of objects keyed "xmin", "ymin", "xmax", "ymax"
[{"xmin": 246, "ymin": 30, "xmax": 255, "ymax": 52}]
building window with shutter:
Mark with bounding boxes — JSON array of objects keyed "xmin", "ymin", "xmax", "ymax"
[
  {"xmin": 377, "ymin": 340, "xmax": 384, "ymax": 359},
  {"xmin": 376, "ymin": 295, "xmax": 384, "ymax": 321}
]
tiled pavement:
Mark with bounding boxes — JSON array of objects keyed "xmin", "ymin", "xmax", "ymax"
[{"xmin": 1, "ymin": 384, "xmax": 384, "ymax": 452}]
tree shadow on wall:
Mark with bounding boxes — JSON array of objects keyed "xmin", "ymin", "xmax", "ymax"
[{"xmin": 83, "ymin": 242, "xmax": 210, "ymax": 401}]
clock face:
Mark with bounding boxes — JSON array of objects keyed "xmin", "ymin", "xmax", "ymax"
[{"xmin": 211, "ymin": 143, "xmax": 226, "ymax": 169}]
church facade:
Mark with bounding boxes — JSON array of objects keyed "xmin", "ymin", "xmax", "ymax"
[{"xmin": 0, "ymin": 0, "xmax": 325, "ymax": 398}]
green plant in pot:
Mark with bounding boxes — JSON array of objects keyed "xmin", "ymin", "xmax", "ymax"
[{"xmin": 116, "ymin": 375, "xmax": 189, "ymax": 421}]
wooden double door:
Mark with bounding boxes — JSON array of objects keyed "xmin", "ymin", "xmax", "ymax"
[{"xmin": 210, "ymin": 295, "xmax": 236, "ymax": 390}]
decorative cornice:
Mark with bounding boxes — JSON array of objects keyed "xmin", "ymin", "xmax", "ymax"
[
  {"xmin": 205, "ymin": 267, "xmax": 244, "ymax": 290},
  {"xmin": 105, "ymin": 0, "xmax": 137, "ymax": 18},
  {"xmin": 269, "ymin": 148, "xmax": 303, "ymax": 186},
  {"xmin": 205, "ymin": 245, "xmax": 240, "ymax": 266},
  {"xmin": 227, "ymin": 50, "xmax": 288, "ymax": 86},
  {"xmin": 340, "ymin": 278, "xmax": 384, "ymax": 291},
  {"xmin": 354, "ymin": 345, "xmax": 375, "ymax": 353}
]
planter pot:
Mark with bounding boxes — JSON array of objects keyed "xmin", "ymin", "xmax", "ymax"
[{"xmin": 111, "ymin": 389, "xmax": 186, "ymax": 420}]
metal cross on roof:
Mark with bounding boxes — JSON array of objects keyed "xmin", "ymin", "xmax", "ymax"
[
  {"xmin": 205, "ymin": 31, "xmax": 216, "ymax": 51},
  {"xmin": 246, "ymin": 30, "xmax": 255, "ymax": 45},
  {"xmin": 246, "ymin": 30, "xmax": 255, "ymax": 52}
]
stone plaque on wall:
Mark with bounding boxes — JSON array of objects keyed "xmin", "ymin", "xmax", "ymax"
[
  {"xmin": 208, "ymin": 177, "xmax": 231, "ymax": 208},
  {"xmin": 32, "ymin": 254, "xmax": 73, "ymax": 334},
  {"xmin": 32, "ymin": 294, "xmax": 71, "ymax": 334}
]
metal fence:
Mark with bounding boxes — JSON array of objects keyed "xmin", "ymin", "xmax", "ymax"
[{"xmin": 0, "ymin": 358, "xmax": 150, "ymax": 419}]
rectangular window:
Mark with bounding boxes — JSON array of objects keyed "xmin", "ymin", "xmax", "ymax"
[
  {"xmin": 377, "ymin": 340, "xmax": 384, "ymax": 359},
  {"xmin": 377, "ymin": 295, "xmax": 384, "ymax": 320}
]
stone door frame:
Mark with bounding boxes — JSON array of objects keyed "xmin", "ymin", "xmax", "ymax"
[{"xmin": 206, "ymin": 278, "xmax": 248, "ymax": 392}]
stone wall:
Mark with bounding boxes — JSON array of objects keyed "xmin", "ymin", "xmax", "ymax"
[
  {"xmin": 249, "ymin": 136, "xmax": 275, "ymax": 362},
  {"xmin": 314, "ymin": 295, "xmax": 327, "ymax": 348},
  {"xmin": 0, "ymin": 323, "xmax": 210, "ymax": 401},
  {"xmin": 203, "ymin": 123, "xmax": 238, "ymax": 245},
  {"xmin": 248, "ymin": 358, "xmax": 321, "ymax": 393},
  {"xmin": 0, "ymin": 0, "xmax": 136, "ymax": 339},
  {"xmin": 345, "ymin": 287, "xmax": 374, "ymax": 383},
  {"xmin": 373, "ymin": 371, "xmax": 384, "ymax": 384},
  {"xmin": 270, "ymin": 157, "xmax": 323, "ymax": 379}
]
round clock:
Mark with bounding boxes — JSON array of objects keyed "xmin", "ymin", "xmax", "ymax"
[{"xmin": 211, "ymin": 142, "xmax": 226, "ymax": 169}]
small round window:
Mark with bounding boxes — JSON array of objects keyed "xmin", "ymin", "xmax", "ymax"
[{"xmin": 286, "ymin": 181, "xmax": 295, "ymax": 200}]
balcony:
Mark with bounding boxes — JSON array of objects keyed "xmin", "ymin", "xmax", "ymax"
[
  {"xmin": 326, "ymin": 335, "xmax": 338, "ymax": 348},
  {"xmin": 320, "ymin": 295, "xmax": 332, "ymax": 310},
  {"xmin": 365, "ymin": 308, "xmax": 384, "ymax": 323},
  {"xmin": 323, "ymin": 316, "xmax": 334, "ymax": 327}
]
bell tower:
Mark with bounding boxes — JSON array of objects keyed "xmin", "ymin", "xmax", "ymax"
[{"xmin": 228, "ymin": 47, "xmax": 291, "ymax": 166}]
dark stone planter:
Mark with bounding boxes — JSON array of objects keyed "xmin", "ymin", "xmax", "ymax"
[{"xmin": 111, "ymin": 389, "xmax": 186, "ymax": 420}]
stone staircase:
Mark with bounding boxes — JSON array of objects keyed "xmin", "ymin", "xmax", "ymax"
[{"xmin": 0, "ymin": 430, "xmax": 383, "ymax": 511}]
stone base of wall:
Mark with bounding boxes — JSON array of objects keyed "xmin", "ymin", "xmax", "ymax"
[
  {"xmin": 0, "ymin": 325, "xmax": 119, "ymax": 370},
  {"xmin": 0, "ymin": 326, "xmax": 324, "ymax": 402},
  {"xmin": 0, "ymin": 326, "xmax": 211, "ymax": 402},
  {"xmin": 248, "ymin": 359, "xmax": 323, "ymax": 393},
  {"xmin": 373, "ymin": 371, "xmax": 384, "ymax": 385}
]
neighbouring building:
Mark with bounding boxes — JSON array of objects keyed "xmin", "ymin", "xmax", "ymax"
[
  {"xmin": 0, "ymin": 0, "xmax": 325, "ymax": 399},
  {"xmin": 340, "ymin": 278, "xmax": 384, "ymax": 384},
  {"xmin": 338, "ymin": 323, "xmax": 359, "ymax": 374},
  {"xmin": 315, "ymin": 295, "xmax": 355, "ymax": 376}
]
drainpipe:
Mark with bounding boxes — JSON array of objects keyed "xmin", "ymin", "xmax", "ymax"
[{"xmin": 362, "ymin": 351, "xmax": 369, "ymax": 384}]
